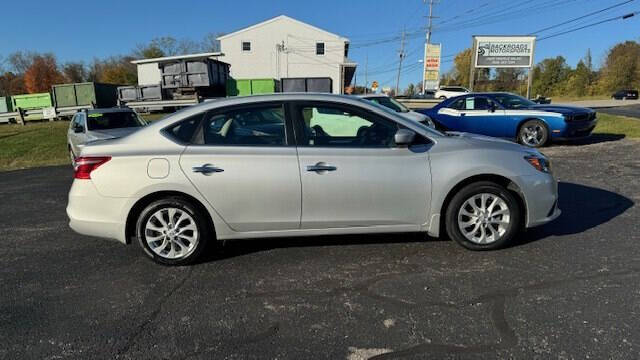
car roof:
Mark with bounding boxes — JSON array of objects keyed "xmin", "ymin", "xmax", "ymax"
[
  {"xmin": 140, "ymin": 92, "xmax": 443, "ymax": 138},
  {"xmin": 85, "ymin": 107, "xmax": 135, "ymax": 114}
]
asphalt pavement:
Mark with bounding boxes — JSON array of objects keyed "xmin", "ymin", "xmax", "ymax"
[
  {"xmin": 1, "ymin": 137, "xmax": 639, "ymax": 359},
  {"xmin": 597, "ymin": 104, "xmax": 640, "ymax": 119}
]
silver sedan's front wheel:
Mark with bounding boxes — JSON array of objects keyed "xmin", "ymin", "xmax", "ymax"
[
  {"xmin": 446, "ymin": 181, "xmax": 521, "ymax": 250},
  {"xmin": 457, "ymin": 193, "xmax": 511, "ymax": 244},
  {"xmin": 136, "ymin": 197, "xmax": 210, "ymax": 265}
]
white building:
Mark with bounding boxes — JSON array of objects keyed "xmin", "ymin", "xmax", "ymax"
[{"xmin": 217, "ymin": 15, "xmax": 356, "ymax": 94}]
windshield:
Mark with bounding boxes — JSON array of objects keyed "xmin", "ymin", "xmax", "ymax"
[
  {"xmin": 362, "ymin": 98, "xmax": 445, "ymax": 137},
  {"xmin": 86, "ymin": 111, "xmax": 146, "ymax": 131},
  {"xmin": 366, "ymin": 96, "xmax": 410, "ymax": 113},
  {"xmin": 492, "ymin": 93, "xmax": 536, "ymax": 109}
]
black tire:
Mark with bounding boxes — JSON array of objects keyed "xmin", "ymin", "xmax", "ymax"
[
  {"xmin": 517, "ymin": 119, "xmax": 549, "ymax": 148},
  {"xmin": 445, "ymin": 181, "xmax": 522, "ymax": 251},
  {"xmin": 135, "ymin": 197, "xmax": 211, "ymax": 266}
]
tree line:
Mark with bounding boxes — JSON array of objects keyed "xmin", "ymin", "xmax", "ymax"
[
  {"xmin": 438, "ymin": 40, "xmax": 640, "ymax": 97},
  {"xmin": 0, "ymin": 34, "xmax": 223, "ymax": 96}
]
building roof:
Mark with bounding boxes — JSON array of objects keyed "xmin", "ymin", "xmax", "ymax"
[
  {"xmin": 131, "ymin": 52, "xmax": 225, "ymax": 65},
  {"xmin": 217, "ymin": 15, "xmax": 348, "ymax": 42}
]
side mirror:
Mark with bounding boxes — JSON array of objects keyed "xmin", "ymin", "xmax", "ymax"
[
  {"xmin": 394, "ymin": 129, "xmax": 416, "ymax": 147},
  {"xmin": 74, "ymin": 125, "xmax": 84, "ymax": 133}
]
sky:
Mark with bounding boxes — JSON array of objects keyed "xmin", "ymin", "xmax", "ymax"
[{"xmin": 0, "ymin": 0, "xmax": 638, "ymax": 90}]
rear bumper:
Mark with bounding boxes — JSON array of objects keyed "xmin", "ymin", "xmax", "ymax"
[{"xmin": 66, "ymin": 180, "xmax": 130, "ymax": 244}]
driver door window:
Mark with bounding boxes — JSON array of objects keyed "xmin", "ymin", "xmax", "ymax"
[
  {"xmin": 464, "ymin": 97, "xmax": 493, "ymax": 111},
  {"xmin": 295, "ymin": 104, "xmax": 398, "ymax": 148}
]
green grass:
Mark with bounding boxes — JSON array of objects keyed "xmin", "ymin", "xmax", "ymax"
[
  {"xmin": 0, "ymin": 113, "xmax": 170, "ymax": 171},
  {"xmin": 594, "ymin": 113, "xmax": 640, "ymax": 138},
  {"xmin": 550, "ymin": 95, "xmax": 611, "ymax": 103},
  {"xmin": 0, "ymin": 121, "xmax": 70, "ymax": 171},
  {"xmin": 1, "ymin": 113, "xmax": 638, "ymax": 172}
]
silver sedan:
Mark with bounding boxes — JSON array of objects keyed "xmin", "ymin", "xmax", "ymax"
[
  {"xmin": 67, "ymin": 93, "xmax": 560, "ymax": 265},
  {"xmin": 67, "ymin": 108, "xmax": 146, "ymax": 165}
]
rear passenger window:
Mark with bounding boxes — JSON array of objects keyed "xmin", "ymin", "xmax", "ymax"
[
  {"xmin": 202, "ymin": 105, "xmax": 286, "ymax": 146},
  {"xmin": 165, "ymin": 113, "xmax": 203, "ymax": 143}
]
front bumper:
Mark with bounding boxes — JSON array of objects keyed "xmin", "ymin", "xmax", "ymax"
[
  {"xmin": 67, "ymin": 180, "xmax": 130, "ymax": 244},
  {"xmin": 552, "ymin": 119, "xmax": 597, "ymax": 140},
  {"xmin": 516, "ymin": 173, "xmax": 561, "ymax": 228}
]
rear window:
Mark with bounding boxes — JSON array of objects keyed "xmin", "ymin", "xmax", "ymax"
[
  {"xmin": 86, "ymin": 112, "xmax": 144, "ymax": 130},
  {"xmin": 164, "ymin": 113, "xmax": 204, "ymax": 143}
]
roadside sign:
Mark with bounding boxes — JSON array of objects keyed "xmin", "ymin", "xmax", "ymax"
[
  {"xmin": 371, "ymin": 81, "xmax": 379, "ymax": 93},
  {"xmin": 423, "ymin": 43, "xmax": 441, "ymax": 91},
  {"xmin": 473, "ymin": 36, "xmax": 535, "ymax": 68},
  {"xmin": 42, "ymin": 107, "xmax": 56, "ymax": 119}
]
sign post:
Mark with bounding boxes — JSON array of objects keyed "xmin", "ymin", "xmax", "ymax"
[
  {"xmin": 423, "ymin": 43, "xmax": 441, "ymax": 91},
  {"xmin": 471, "ymin": 35, "xmax": 536, "ymax": 97}
]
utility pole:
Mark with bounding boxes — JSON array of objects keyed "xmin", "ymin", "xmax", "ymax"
[
  {"xmin": 395, "ymin": 28, "xmax": 406, "ymax": 96},
  {"xmin": 422, "ymin": 0, "xmax": 435, "ymax": 93},
  {"xmin": 364, "ymin": 54, "xmax": 368, "ymax": 94}
]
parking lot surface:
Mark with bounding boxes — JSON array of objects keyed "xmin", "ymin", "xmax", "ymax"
[
  {"xmin": 1, "ymin": 137, "xmax": 639, "ymax": 359},
  {"xmin": 597, "ymin": 104, "xmax": 640, "ymax": 119}
]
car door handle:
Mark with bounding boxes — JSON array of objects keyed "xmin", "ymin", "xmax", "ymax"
[
  {"xmin": 192, "ymin": 163, "xmax": 224, "ymax": 175},
  {"xmin": 306, "ymin": 163, "xmax": 337, "ymax": 173}
]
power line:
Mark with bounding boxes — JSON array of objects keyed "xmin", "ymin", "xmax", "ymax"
[
  {"xmin": 529, "ymin": 0, "xmax": 635, "ymax": 34},
  {"xmin": 537, "ymin": 10, "xmax": 638, "ymax": 41}
]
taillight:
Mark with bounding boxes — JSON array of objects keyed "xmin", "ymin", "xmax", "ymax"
[{"xmin": 74, "ymin": 156, "xmax": 111, "ymax": 179}]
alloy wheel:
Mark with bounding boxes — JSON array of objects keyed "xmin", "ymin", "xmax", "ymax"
[
  {"xmin": 144, "ymin": 207, "xmax": 199, "ymax": 259},
  {"xmin": 521, "ymin": 124, "xmax": 545, "ymax": 146},
  {"xmin": 457, "ymin": 193, "xmax": 511, "ymax": 244}
]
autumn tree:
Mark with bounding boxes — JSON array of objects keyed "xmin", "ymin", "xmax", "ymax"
[
  {"xmin": 0, "ymin": 72, "xmax": 26, "ymax": 96},
  {"xmin": 96, "ymin": 56, "xmax": 137, "ymax": 85},
  {"xmin": 597, "ymin": 41, "xmax": 640, "ymax": 92},
  {"xmin": 8, "ymin": 51, "xmax": 37, "ymax": 74},
  {"xmin": 404, "ymin": 83, "xmax": 416, "ymax": 97},
  {"xmin": 63, "ymin": 62, "xmax": 87, "ymax": 83},
  {"xmin": 24, "ymin": 54, "xmax": 65, "ymax": 93},
  {"xmin": 531, "ymin": 56, "xmax": 571, "ymax": 96}
]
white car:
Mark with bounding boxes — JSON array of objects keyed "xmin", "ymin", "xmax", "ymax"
[
  {"xmin": 434, "ymin": 86, "xmax": 469, "ymax": 100},
  {"xmin": 67, "ymin": 93, "xmax": 559, "ymax": 266},
  {"xmin": 359, "ymin": 94, "xmax": 435, "ymax": 128}
]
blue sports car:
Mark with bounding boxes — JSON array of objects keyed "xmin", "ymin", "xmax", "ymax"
[{"xmin": 418, "ymin": 92, "xmax": 597, "ymax": 147}]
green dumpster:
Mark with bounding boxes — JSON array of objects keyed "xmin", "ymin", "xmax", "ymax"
[
  {"xmin": 52, "ymin": 82, "xmax": 120, "ymax": 108},
  {"xmin": 0, "ymin": 96, "xmax": 12, "ymax": 113},
  {"xmin": 226, "ymin": 78, "xmax": 280, "ymax": 96},
  {"xmin": 11, "ymin": 93, "xmax": 52, "ymax": 110}
]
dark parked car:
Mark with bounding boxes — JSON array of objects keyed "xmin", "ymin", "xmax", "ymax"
[
  {"xmin": 418, "ymin": 92, "xmax": 597, "ymax": 148},
  {"xmin": 612, "ymin": 89, "xmax": 639, "ymax": 100}
]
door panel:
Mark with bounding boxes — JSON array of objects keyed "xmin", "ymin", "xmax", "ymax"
[
  {"xmin": 297, "ymin": 147, "xmax": 431, "ymax": 229},
  {"xmin": 179, "ymin": 103, "xmax": 301, "ymax": 232},
  {"xmin": 180, "ymin": 147, "xmax": 301, "ymax": 232},
  {"xmin": 291, "ymin": 101, "xmax": 431, "ymax": 229}
]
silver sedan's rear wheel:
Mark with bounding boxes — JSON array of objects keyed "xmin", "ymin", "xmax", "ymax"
[
  {"xmin": 446, "ymin": 181, "xmax": 521, "ymax": 250},
  {"xmin": 136, "ymin": 197, "xmax": 210, "ymax": 265},
  {"xmin": 145, "ymin": 208, "xmax": 199, "ymax": 259}
]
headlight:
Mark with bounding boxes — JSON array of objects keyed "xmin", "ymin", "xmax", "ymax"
[{"xmin": 524, "ymin": 154, "xmax": 551, "ymax": 173}]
